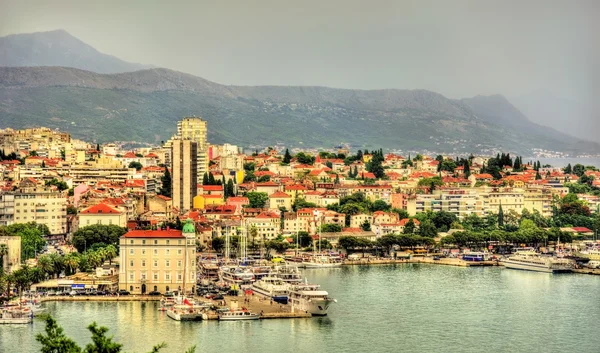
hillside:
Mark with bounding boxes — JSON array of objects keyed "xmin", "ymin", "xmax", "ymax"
[
  {"xmin": 0, "ymin": 30, "xmax": 152, "ymax": 74},
  {"xmin": 0, "ymin": 66, "xmax": 597, "ymax": 154}
]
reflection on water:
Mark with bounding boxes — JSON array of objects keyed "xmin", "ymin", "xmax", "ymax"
[{"xmin": 1, "ymin": 265, "xmax": 600, "ymax": 353}]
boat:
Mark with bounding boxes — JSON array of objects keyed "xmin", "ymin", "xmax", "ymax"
[
  {"xmin": 461, "ymin": 251, "xmax": 490, "ymax": 262},
  {"xmin": 0, "ymin": 307, "xmax": 34, "ymax": 324},
  {"xmin": 500, "ymin": 250, "xmax": 573, "ymax": 273},
  {"xmin": 218, "ymin": 266, "xmax": 255, "ymax": 287},
  {"xmin": 199, "ymin": 262, "xmax": 220, "ymax": 282},
  {"xmin": 287, "ymin": 282, "xmax": 336, "ymax": 316},
  {"xmin": 165, "ymin": 298, "xmax": 206, "ymax": 321},
  {"xmin": 574, "ymin": 248, "xmax": 600, "ymax": 261},
  {"xmin": 251, "ymin": 276, "xmax": 289, "ymax": 304},
  {"xmin": 249, "ymin": 265, "xmax": 272, "ymax": 280},
  {"xmin": 302, "ymin": 255, "xmax": 342, "ymax": 268},
  {"xmin": 271, "ymin": 265, "xmax": 304, "ymax": 284},
  {"xmin": 219, "ymin": 310, "xmax": 260, "ymax": 321}
]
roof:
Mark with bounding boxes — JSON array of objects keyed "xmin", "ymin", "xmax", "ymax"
[
  {"xmin": 122, "ymin": 230, "xmax": 184, "ymax": 238},
  {"xmin": 202, "ymin": 185, "xmax": 223, "ymax": 191},
  {"xmin": 123, "ymin": 152, "xmax": 137, "ymax": 158},
  {"xmin": 80, "ymin": 203, "xmax": 122, "ymax": 215},
  {"xmin": 269, "ymin": 191, "xmax": 291, "ymax": 198}
]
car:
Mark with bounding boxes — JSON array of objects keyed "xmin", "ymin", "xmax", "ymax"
[
  {"xmin": 433, "ymin": 256, "xmax": 441, "ymax": 260},
  {"xmin": 69, "ymin": 290, "xmax": 78, "ymax": 296},
  {"xmin": 117, "ymin": 290, "xmax": 130, "ymax": 295},
  {"xmin": 163, "ymin": 291, "xmax": 175, "ymax": 297},
  {"xmin": 148, "ymin": 291, "xmax": 161, "ymax": 296},
  {"xmin": 212, "ymin": 294, "xmax": 224, "ymax": 300}
]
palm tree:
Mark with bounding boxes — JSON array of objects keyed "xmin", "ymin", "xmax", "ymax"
[
  {"xmin": 63, "ymin": 254, "xmax": 79, "ymax": 275},
  {"xmin": 104, "ymin": 245, "xmax": 118, "ymax": 265},
  {"xmin": 36, "ymin": 254, "xmax": 54, "ymax": 279},
  {"xmin": 49, "ymin": 253, "xmax": 65, "ymax": 278},
  {"xmin": 0, "ymin": 244, "xmax": 8, "ymax": 270}
]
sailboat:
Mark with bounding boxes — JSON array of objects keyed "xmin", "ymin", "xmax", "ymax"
[{"xmin": 301, "ymin": 210, "xmax": 342, "ymax": 268}]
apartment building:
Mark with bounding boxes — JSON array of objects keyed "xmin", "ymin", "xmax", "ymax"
[
  {"xmin": 172, "ymin": 139, "xmax": 198, "ymax": 212},
  {"xmin": 118, "ymin": 224, "xmax": 196, "ymax": 295}
]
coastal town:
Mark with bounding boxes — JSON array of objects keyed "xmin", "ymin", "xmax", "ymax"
[{"xmin": 1, "ymin": 118, "xmax": 600, "ymax": 324}]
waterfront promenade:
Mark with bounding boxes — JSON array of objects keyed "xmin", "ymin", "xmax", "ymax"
[{"xmin": 343, "ymin": 257, "xmax": 498, "ymax": 267}]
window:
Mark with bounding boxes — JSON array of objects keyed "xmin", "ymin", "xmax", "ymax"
[
  {"xmin": 154, "ymin": 240, "xmax": 158, "ymax": 245},
  {"xmin": 178, "ymin": 240, "xmax": 182, "ymax": 245},
  {"xmin": 166, "ymin": 240, "xmax": 170, "ymax": 245},
  {"xmin": 142, "ymin": 240, "xmax": 146, "ymax": 245},
  {"xmin": 165, "ymin": 249, "xmax": 170, "ymax": 255},
  {"xmin": 87, "ymin": 220, "xmax": 90, "ymax": 225},
  {"xmin": 177, "ymin": 260, "xmax": 182, "ymax": 268},
  {"xmin": 129, "ymin": 249, "xmax": 134, "ymax": 255},
  {"xmin": 141, "ymin": 260, "xmax": 146, "ymax": 267},
  {"xmin": 166, "ymin": 260, "xmax": 170, "ymax": 267},
  {"xmin": 141, "ymin": 273, "xmax": 146, "ymax": 280},
  {"xmin": 129, "ymin": 260, "xmax": 134, "ymax": 267},
  {"xmin": 178, "ymin": 249, "xmax": 182, "ymax": 255},
  {"xmin": 141, "ymin": 249, "xmax": 146, "ymax": 255},
  {"xmin": 165, "ymin": 273, "xmax": 171, "ymax": 281},
  {"xmin": 177, "ymin": 273, "xmax": 182, "ymax": 281},
  {"xmin": 130, "ymin": 240, "xmax": 134, "ymax": 244},
  {"xmin": 109, "ymin": 219, "xmax": 113, "ymax": 225},
  {"xmin": 153, "ymin": 249, "xmax": 158, "ymax": 255},
  {"xmin": 129, "ymin": 272, "xmax": 134, "ymax": 281},
  {"xmin": 153, "ymin": 273, "xmax": 158, "ymax": 281}
]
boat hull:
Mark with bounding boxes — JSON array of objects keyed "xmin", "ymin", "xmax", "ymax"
[
  {"xmin": 0, "ymin": 317, "xmax": 33, "ymax": 324},
  {"xmin": 301, "ymin": 262, "xmax": 342, "ymax": 269},
  {"xmin": 166, "ymin": 309, "xmax": 203, "ymax": 321},
  {"xmin": 501, "ymin": 260, "xmax": 571, "ymax": 273},
  {"xmin": 251, "ymin": 285, "xmax": 289, "ymax": 304},
  {"xmin": 290, "ymin": 298, "xmax": 334, "ymax": 316}
]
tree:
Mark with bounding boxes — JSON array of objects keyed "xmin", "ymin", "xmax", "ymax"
[
  {"xmin": 432, "ymin": 211, "xmax": 458, "ymax": 232},
  {"xmin": 573, "ymin": 164, "xmax": 585, "ymax": 177},
  {"xmin": 392, "ymin": 208, "xmax": 410, "ymax": 220},
  {"xmin": 202, "ymin": 172, "xmax": 209, "ymax": 186},
  {"xmin": 282, "ymin": 149, "xmax": 292, "ymax": 164},
  {"xmin": 370, "ymin": 200, "xmax": 391, "ymax": 212},
  {"xmin": 320, "ymin": 224, "xmax": 342, "ymax": 232},
  {"xmin": 225, "ymin": 179, "xmax": 235, "ymax": 198},
  {"xmin": 0, "ymin": 243, "xmax": 8, "ymax": 268},
  {"xmin": 403, "ymin": 219, "xmax": 416, "ymax": 234},
  {"xmin": 208, "ymin": 173, "xmax": 216, "ymax": 185},
  {"xmin": 498, "ymin": 203, "xmax": 504, "ymax": 227},
  {"xmin": 45, "ymin": 178, "xmax": 69, "ymax": 191},
  {"xmin": 360, "ymin": 220, "xmax": 371, "ymax": 231},
  {"xmin": 36, "ymin": 315, "xmax": 82, "ymax": 353},
  {"xmin": 257, "ymin": 175, "xmax": 271, "ymax": 182},
  {"xmin": 159, "ymin": 168, "xmax": 172, "ymax": 197},
  {"xmin": 295, "ymin": 152, "xmax": 315, "ymax": 165},
  {"xmin": 245, "ymin": 192, "xmax": 269, "ymax": 208},
  {"xmin": 564, "ymin": 163, "xmax": 572, "ymax": 174},
  {"xmin": 71, "ymin": 225, "xmax": 127, "ymax": 253},
  {"xmin": 535, "ymin": 171, "xmax": 542, "ymax": 180},
  {"xmin": 128, "ymin": 161, "xmax": 143, "ymax": 171}
]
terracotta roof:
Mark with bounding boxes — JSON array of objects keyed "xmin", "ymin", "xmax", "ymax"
[
  {"xmin": 399, "ymin": 218, "xmax": 420, "ymax": 226},
  {"xmin": 123, "ymin": 152, "xmax": 137, "ymax": 158},
  {"xmin": 202, "ymin": 185, "xmax": 223, "ymax": 191},
  {"xmin": 80, "ymin": 203, "xmax": 122, "ymax": 214},
  {"xmin": 286, "ymin": 184, "xmax": 308, "ymax": 191},
  {"xmin": 269, "ymin": 191, "xmax": 291, "ymax": 198},
  {"xmin": 122, "ymin": 230, "xmax": 184, "ymax": 238}
]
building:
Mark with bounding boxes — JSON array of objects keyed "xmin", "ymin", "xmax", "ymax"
[
  {"xmin": 172, "ymin": 139, "xmax": 198, "ymax": 212},
  {"xmin": 118, "ymin": 221, "xmax": 196, "ymax": 295},
  {"xmin": 78, "ymin": 203, "xmax": 126, "ymax": 229},
  {"xmin": 176, "ymin": 117, "xmax": 208, "ymax": 183},
  {"xmin": 0, "ymin": 235, "xmax": 21, "ymax": 272}
]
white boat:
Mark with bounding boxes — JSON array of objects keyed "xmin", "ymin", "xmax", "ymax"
[
  {"xmin": 302, "ymin": 255, "xmax": 342, "ymax": 268},
  {"xmin": 287, "ymin": 283, "xmax": 336, "ymax": 316},
  {"xmin": 251, "ymin": 276, "xmax": 289, "ymax": 304},
  {"xmin": 219, "ymin": 266, "xmax": 255, "ymax": 287},
  {"xmin": 271, "ymin": 265, "xmax": 304, "ymax": 284},
  {"xmin": 575, "ymin": 248, "xmax": 600, "ymax": 261},
  {"xmin": 0, "ymin": 307, "xmax": 34, "ymax": 324},
  {"xmin": 166, "ymin": 306, "xmax": 204, "ymax": 321},
  {"xmin": 219, "ymin": 310, "xmax": 260, "ymax": 321},
  {"xmin": 501, "ymin": 250, "xmax": 573, "ymax": 273}
]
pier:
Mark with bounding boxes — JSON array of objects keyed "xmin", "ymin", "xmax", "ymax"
[{"xmin": 342, "ymin": 257, "xmax": 498, "ymax": 267}]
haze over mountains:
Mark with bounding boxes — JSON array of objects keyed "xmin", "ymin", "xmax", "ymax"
[{"xmin": 0, "ymin": 30, "xmax": 597, "ymax": 155}]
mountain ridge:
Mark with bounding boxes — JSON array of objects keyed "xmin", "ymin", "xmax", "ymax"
[{"xmin": 0, "ymin": 30, "xmax": 153, "ymax": 74}]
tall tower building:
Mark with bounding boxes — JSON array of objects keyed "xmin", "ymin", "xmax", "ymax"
[
  {"xmin": 172, "ymin": 139, "xmax": 198, "ymax": 211},
  {"xmin": 177, "ymin": 117, "xmax": 208, "ymax": 183}
]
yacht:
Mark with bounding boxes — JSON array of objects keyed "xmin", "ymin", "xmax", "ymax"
[
  {"xmin": 199, "ymin": 262, "xmax": 220, "ymax": 282},
  {"xmin": 302, "ymin": 254, "xmax": 342, "ymax": 268},
  {"xmin": 251, "ymin": 276, "xmax": 289, "ymax": 304},
  {"xmin": 219, "ymin": 310, "xmax": 260, "ymax": 321},
  {"xmin": 271, "ymin": 265, "xmax": 304, "ymax": 284},
  {"xmin": 287, "ymin": 283, "xmax": 336, "ymax": 316},
  {"xmin": 218, "ymin": 266, "xmax": 255, "ymax": 287},
  {"xmin": 574, "ymin": 248, "xmax": 600, "ymax": 261},
  {"xmin": 0, "ymin": 307, "xmax": 34, "ymax": 324},
  {"xmin": 501, "ymin": 250, "xmax": 573, "ymax": 273},
  {"xmin": 166, "ymin": 298, "xmax": 206, "ymax": 321}
]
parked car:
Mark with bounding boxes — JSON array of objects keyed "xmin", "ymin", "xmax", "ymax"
[
  {"xmin": 148, "ymin": 291, "xmax": 161, "ymax": 296},
  {"xmin": 69, "ymin": 290, "xmax": 78, "ymax": 296},
  {"xmin": 117, "ymin": 290, "xmax": 130, "ymax": 295},
  {"xmin": 433, "ymin": 256, "xmax": 441, "ymax": 260},
  {"xmin": 212, "ymin": 294, "xmax": 224, "ymax": 300}
]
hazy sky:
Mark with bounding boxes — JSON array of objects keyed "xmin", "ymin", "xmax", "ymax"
[{"xmin": 0, "ymin": 0, "xmax": 598, "ymax": 103}]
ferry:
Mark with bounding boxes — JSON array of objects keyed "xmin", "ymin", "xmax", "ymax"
[
  {"xmin": 219, "ymin": 310, "xmax": 260, "ymax": 321},
  {"xmin": 462, "ymin": 252, "xmax": 490, "ymax": 262},
  {"xmin": 251, "ymin": 276, "xmax": 289, "ymax": 304},
  {"xmin": 500, "ymin": 250, "xmax": 573, "ymax": 273},
  {"xmin": 0, "ymin": 307, "xmax": 34, "ymax": 324},
  {"xmin": 574, "ymin": 248, "xmax": 600, "ymax": 261},
  {"xmin": 287, "ymin": 283, "xmax": 336, "ymax": 316}
]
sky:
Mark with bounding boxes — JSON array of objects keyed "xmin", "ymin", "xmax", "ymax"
[{"xmin": 0, "ymin": 0, "xmax": 598, "ymax": 104}]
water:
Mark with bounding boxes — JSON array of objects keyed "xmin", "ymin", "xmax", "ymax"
[
  {"xmin": 533, "ymin": 157, "xmax": 600, "ymax": 168},
  {"xmin": 2, "ymin": 265, "xmax": 600, "ymax": 353}
]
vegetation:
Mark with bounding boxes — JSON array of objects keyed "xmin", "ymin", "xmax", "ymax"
[
  {"xmin": 71, "ymin": 225, "xmax": 127, "ymax": 253},
  {"xmin": 158, "ymin": 168, "xmax": 171, "ymax": 197},
  {"xmin": 245, "ymin": 192, "xmax": 269, "ymax": 208}
]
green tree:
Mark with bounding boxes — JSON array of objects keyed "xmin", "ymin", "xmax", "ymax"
[
  {"xmin": 45, "ymin": 178, "xmax": 69, "ymax": 191},
  {"xmin": 159, "ymin": 168, "xmax": 172, "ymax": 197},
  {"xmin": 282, "ymin": 149, "xmax": 292, "ymax": 164},
  {"xmin": 245, "ymin": 192, "xmax": 269, "ymax": 208},
  {"xmin": 295, "ymin": 152, "xmax": 315, "ymax": 165},
  {"xmin": 360, "ymin": 220, "xmax": 371, "ymax": 231},
  {"xmin": 225, "ymin": 179, "xmax": 235, "ymax": 198},
  {"xmin": 202, "ymin": 172, "xmax": 209, "ymax": 185},
  {"xmin": 36, "ymin": 315, "xmax": 82, "ymax": 353},
  {"xmin": 573, "ymin": 164, "xmax": 585, "ymax": 177},
  {"xmin": 320, "ymin": 224, "xmax": 342, "ymax": 232},
  {"xmin": 370, "ymin": 200, "xmax": 391, "ymax": 212},
  {"xmin": 403, "ymin": 219, "xmax": 416, "ymax": 234},
  {"xmin": 128, "ymin": 161, "xmax": 143, "ymax": 171},
  {"xmin": 208, "ymin": 173, "xmax": 216, "ymax": 185},
  {"xmin": 498, "ymin": 203, "xmax": 504, "ymax": 227},
  {"xmin": 419, "ymin": 219, "xmax": 439, "ymax": 237},
  {"xmin": 71, "ymin": 225, "xmax": 127, "ymax": 253}
]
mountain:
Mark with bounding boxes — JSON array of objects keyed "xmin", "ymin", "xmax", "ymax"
[
  {"xmin": 510, "ymin": 90, "xmax": 599, "ymax": 144},
  {"xmin": 0, "ymin": 30, "xmax": 152, "ymax": 73},
  {"xmin": 0, "ymin": 66, "xmax": 597, "ymax": 155}
]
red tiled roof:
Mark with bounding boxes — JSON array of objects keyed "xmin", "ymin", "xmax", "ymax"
[
  {"xmin": 123, "ymin": 230, "xmax": 184, "ymax": 238},
  {"xmin": 123, "ymin": 152, "xmax": 137, "ymax": 158},
  {"xmin": 269, "ymin": 191, "xmax": 291, "ymax": 198},
  {"xmin": 202, "ymin": 185, "xmax": 223, "ymax": 191},
  {"xmin": 125, "ymin": 179, "xmax": 146, "ymax": 188},
  {"xmin": 80, "ymin": 203, "xmax": 122, "ymax": 214},
  {"xmin": 399, "ymin": 218, "xmax": 420, "ymax": 226},
  {"xmin": 286, "ymin": 184, "xmax": 308, "ymax": 191}
]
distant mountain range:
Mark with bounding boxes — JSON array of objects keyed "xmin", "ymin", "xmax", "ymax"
[
  {"xmin": 0, "ymin": 30, "xmax": 597, "ymax": 154},
  {"xmin": 0, "ymin": 30, "xmax": 152, "ymax": 73}
]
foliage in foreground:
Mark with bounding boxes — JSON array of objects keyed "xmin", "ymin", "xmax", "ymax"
[{"xmin": 36, "ymin": 315, "xmax": 196, "ymax": 353}]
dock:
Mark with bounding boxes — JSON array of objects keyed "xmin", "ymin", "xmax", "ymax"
[
  {"xmin": 205, "ymin": 295, "xmax": 312, "ymax": 320},
  {"xmin": 40, "ymin": 295, "xmax": 162, "ymax": 302},
  {"xmin": 573, "ymin": 268, "xmax": 600, "ymax": 276},
  {"xmin": 343, "ymin": 257, "xmax": 498, "ymax": 267}
]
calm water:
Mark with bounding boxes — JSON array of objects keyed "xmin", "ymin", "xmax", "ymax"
[{"xmin": 2, "ymin": 265, "xmax": 600, "ymax": 353}]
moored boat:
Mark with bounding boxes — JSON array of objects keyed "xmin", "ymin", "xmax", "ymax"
[
  {"xmin": 287, "ymin": 283, "xmax": 336, "ymax": 316},
  {"xmin": 302, "ymin": 255, "xmax": 342, "ymax": 268},
  {"xmin": 0, "ymin": 307, "xmax": 34, "ymax": 324},
  {"xmin": 251, "ymin": 276, "xmax": 289, "ymax": 304},
  {"xmin": 500, "ymin": 250, "xmax": 573, "ymax": 273},
  {"xmin": 219, "ymin": 310, "xmax": 260, "ymax": 321}
]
